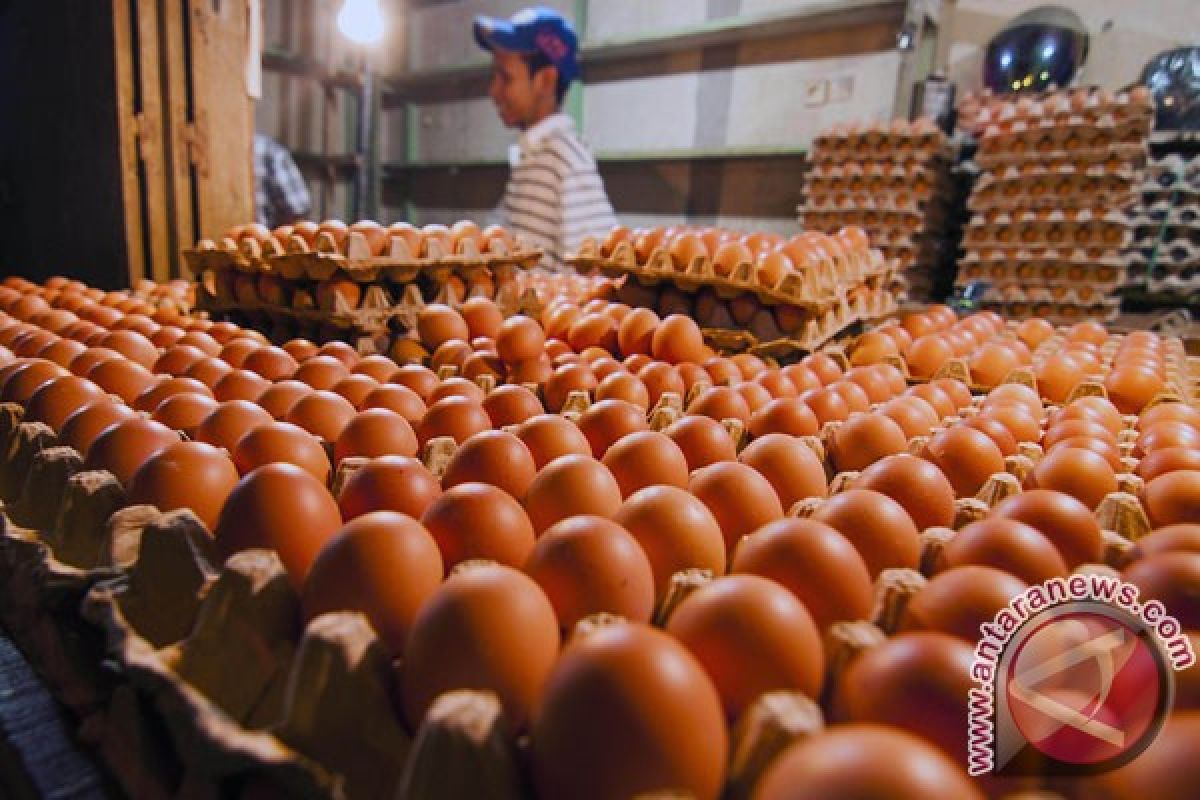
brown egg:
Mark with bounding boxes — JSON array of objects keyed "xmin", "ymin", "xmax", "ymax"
[
  {"xmin": 83, "ymin": 417, "xmax": 181, "ymax": 487},
  {"xmin": 210, "ymin": 368, "xmax": 270, "ymax": 404},
  {"xmin": 330, "ymin": 374, "xmax": 379, "ymax": 409},
  {"xmin": 525, "ymin": 515, "xmax": 655, "ymax": 632},
  {"xmin": 459, "ymin": 296, "xmax": 503, "ymax": 340},
  {"xmin": 59, "ymin": 401, "xmax": 138, "ymax": 457},
  {"xmin": 524, "ymin": 454, "xmax": 623, "ymax": 534},
  {"xmin": 68, "ymin": 346, "xmax": 121, "ymax": 377},
  {"xmin": 337, "ymin": 455, "xmax": 441, "ymax": 521},
  {"xmin": 689, "ymin": 461, "xmax": 784, "ymax": 554},
  {"xmin": 828, "ymin": 380, "xmax": 871, "ymax": 414},
  {"xmin": 282, "ymin": 389, "xmax": 355, "ymax": 443},
  {"xmin": 23, "ymin": 375, "xmax": 107, "ymax": 432},
  {"xmin": 841, "ymin": 367, "xmax": 890, "ymax": 405},
  {"xmin": 1128, "ymin": 524, "xmax": 1200, "ymax": 560},
  {"xmin": 995, "ymin": 380, "xmax": 1056, "ymax": 421},
  {"xmin": 594, "ymin": 371, "xmax": 649, "ymax": 411},
  {"xmin": 732, "ymin": 518, "xmax": 872, "ymax": 632},
  {"xmin": 514, "ymin": 413, "xmax": 593, "ymax": 470},
  {"xmin": 600, "ymin": 430, "xmax": 690, "ymax": 499},
  {"xmin": 968, "ymin": 343, "xmax": 1021, "ymax": 388},
  {"xmin": 834, "ymin": 632, "xmax": 974, "ymax": 764},
  {"xmin": 938, "ymin": 518, "xmax": 1068, "ymax": 584},
  {"xmin": 829, "ymin": 413, "xmax": 908, "ymax": 473},
  {"xmin": 193, "ymin": 400, "xmax": 272, "ymax": 453},
  {"xmin": 856, "ymin": 453, "xmax": 956, "ymax": 531},
  {"xmin": 232, "ymin": 420, "xmax": 331, "ymax": 484},
  {"xmin": 241, "ymin": 346, "xmax": 298, "ymax": 382},
  {"xmin": 1051, "ymin": 396, "xmax": 1124, "ymax": 437},
  {"xmin": 1122, "ymin": 552, "xmax": 1200, "ymax": 629},
  {"xmin": 651, "ymin": 315, "xmax": 705, "ymax": 365},
  {"xmin": 420, "ymin": 482, "xmax": 536, "ymax": 573},
  {"xmin": 1143, "ymin": 471, "xmax": 1200, "ymax": 528},
  {"xmin": 878, "ymin": 396, "xmax": 938, "ymax": 439},
  {"xmin": 756, "ymin": 724, "xmax": 983, "ymax": 800},
  {"xmin": 1085, "ymin": 712, "xmax": 1200, "ymax": 799},
  {"xmin": 956, "ymin": 414, "xmax": 1017, "ymax": 457},
  {"xmin": 127, "ymin": 441, "xmax": 239, "ymax": 531},
  {"xmin": 542, "ymin": 363, "xmax": 597, "ymax": 413},
  {"xmin": 349, "ymin": 354, "xmax": 399, "ymax": 383},
  {"xmin": 495, "ymin": 315, "xmax": 546, "ymax": 364},
  {"xmin": 849, "ymin": 331, "xmax": 898, "ymax": 366},
  {"xmin": 636, "ymin": 362, "xmax": 686, "ymax": 408},
  {"xmin": 1139, "ymin": 447, "xmax": 1200, "ymax": 482},
  {"xmin": 613, "ymin": 486, "xmax": 726, "ymax": 600},
  {"xmin": 301, "ymin": 511, "xmax": 442, "ymax": 655},
  {"xmin": 184, "ymin": 356, "xmax": 234, "ymax": 390},
  {"xmin": 416, "ymin": 396, "xmax": 491, "ymax": 446},
  {"xmin": 402, "ymin": 563, "xmax": 558, "ymax": 728},
  {"xmin": 252, "ymin": 380, "xmax": 309, "ymax": 420},
  {"xmin": 574, "ymin": 398, "xmax": 649, "ymax": 458},
  {"xmin": 1034, "ymin": 353, "xmax": 1086, "ymax": 403},
  {"xmin": 151, "ymin": 392, "xmax": 219, "ymax": 438},
  {"xmin": 901, "ymin": 565, "xmax": 1027, "ymax": 642},
  {"xmin": 566, "ymin": 312, "xmax": 617, "ymax": 354},
  {"xmin": 800, "ymin": 386, "xmax": 850, "ymax": 425},
  {"xmin": 737, "ymin": 432, "xmax": 828, "ymax": 512},
  {"xmin": 358, "ymin": 383, "xmax": 426, "ymax": 425},
  {"xmin": 992, "ymin": 489, "xmax": 1103, "ymax": 568},
  {"xmin": 749, "ymin": 397, "xmax": 819, "ymax": 438},
  {"xmin": 415, "ymin": 304, "xmax": 469, "ymax": 350},
  {"xmin": 660, "ymin": 414, "xmax": 734, "ymax": 470},
  {"xmin": 38, "ymin": 338, "xmax": 87, "ymax": 369},
  {"xmin": 442, "ymin": 429, "xmax": 537, "ymax": 498},
  {"xmin": 1136, "ymin": 421, "xmax": 1200, "ymax": 458},
  {"xmin": 812, "ymin": 488, "xmax": 920, "ymax": 578},
  {"xmin": 1016, "ymin": 318, "xmax": 1055, "ymax": 350},
  {"xmin": 1026, "ymin": 447, "xmax": 1118, "ymax": 509},
  {"xmin": 216, "ymin": 337, "xmax": 260, "ymax": 368},
  {"xmin": 331, "ymin": 408, "xmax": 418, "ymax": 466},
  {"xmin": 387, "ymin": 365, "xmax": 436, "ymax": 402},
  {"xmin": 981, "ymin": 403, "xmax": 1042, "ymax": 444},
  {"xmin": 530, "ymin": 622, "xmax": 726, "ymax": 800},
  {"xmin": 1105, "ymin": 366, "xmax": 1164, "ymax": 414},
  {"xmin": 1140, "ymin": 402, "xmax": 1200, "ymax": 433},
  {"xmin": 667, "ymin": 574, "xmax": 822, "ymax": 720},
  {"xmin": 922, "ymin": 426, "xmax": 1005, "ymax": 498},
  {"xmin": 99, "ymin": 330, "xmax": 158, "ymax": 369},
  {"xmin": 905, "ymin": 335, "xmax": 954, "ymax": 380},
  {"xmin": 906, "ymin": 383, "xmax": 956, "ymax": 420},
  {"xmin": 291, "ymin": 355, "xmax": 350, "ymax": 391},
  {"xmin": 685, "ymin": 386, "xmax": 749, "ymax": 426},
  {"xmin": 84, "ymin": 359, "xmax": 159, "ymax": 406},
  {"xmin": 615, "ymin": 308, "xmax": 659, "ymax": 358}
]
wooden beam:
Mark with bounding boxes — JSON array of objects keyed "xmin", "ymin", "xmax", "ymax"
[
  {"xmin": 111, "ymin": 0, "xmax": 147, "ymax": 286},
  {"xmin": 162, "ymin": 0, "xmax": 196, "ymax": 279},
  {"xmin": 135, "ymin": 0, "xmax": 172, "ymax": 283}
]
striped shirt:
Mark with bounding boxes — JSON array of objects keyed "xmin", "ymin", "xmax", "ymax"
[{"xmin": 500, "ymin": 113, "xmax": 617, "ymax": 269}]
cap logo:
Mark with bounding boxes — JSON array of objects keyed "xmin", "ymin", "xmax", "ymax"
[{"xmin": 536, "ymin": 31, "xmax": 569, "ymax": 62}]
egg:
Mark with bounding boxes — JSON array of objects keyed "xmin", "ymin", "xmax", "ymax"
[
  {"xmin": 1139, "ymin": 448, "xmax": 1200, "ymax": 482},
  {"xmin": 389, "ymin": 365, "xmax": 439, "ymax": 402},
  {"xmin": 300, "ymin": 513, "xmax": 446, "ymax": 657},
  {"xmin": 600, "ymin": 430, "xmax": 690, "ymax": 499},
  {"xmin": 748, "ymin": 397, "xmax": 819, "ymax": 438},
  {"xmin": 830, "ymin": 413, "xmax": 908, "ymax": 473},
  {"xmin": 856, "ymin": 453, "xmax": 956, "ymax": 531},
  {"xmin": 842, "ymin": 366, "xmax": 891, "ymax": 404},
  {"xmin": 1016, "ymin": 318, "xmax": 1055, "ymax": 350},
  {"xmin": 937, "ymin": 518, "xmax": 1068, "ymax": 583},
  {"xmin": 812, "ymin": 488, "xmax": 920, "ymax": 578},
  {"xmin": 337, "ymin": 455, "xmax": 442, "ymax": 521},
  {"xmin": 980, "ymin": 403, "xmax": 1042, "ymax": 444},
  {"xmin": 1142, "ymin": 471, "xmax": 1200, "ymax": 528},
  {"xmin": 906, "ymin": 383, "xmax": 955, "ymax": 420},
  {"xmin": 731, "ymin": 518, "xmax": 872, "ymax": 632},
  {"xmin": 441, "ymin": 429, "xmax": 537, "ymax": 498},
  {"xmin": 184, "ymin": 356, "xmax": 235, "ymax": 390},
  {"xmin": 530, "ymin": 622, "xmax": 726, "ymax": 800},
  {"xmin": 901, "ymin": 565, "xmax": 1027, "ymax": 642},
  {"xmin": 127, "ymin": 441, "xmax": 240, "ymax": 531},
  {"xmin": 230, "ymin": 420, "xmax": 331, "ymax": 485},
  {"xmin": 493, "ymin": 315, "xmax": 545, "ymax": 365},
  {"xmin": 800, "ymin": 386, "xmax": 850, "ymax": 424},
  {"xmin": 524, "ymin": 515, "xmax": 655, "ymax": 632},
  {"xmin": 594, "ymin": 372, "xmax": 650, "ymax": 411},
  {"xmin": 615, "ymin": 308, "xmax": 659, "ymax": 358},
  {"xmin": 666, "ymin": 574, "xmax": 822, "ymax": 720},
  {"xmin": 1140, "ymin": 402, "xmax": 1200, "ymax": 433},
  {"xmin": 523, "ymin": 455, "xmax": 623, "ymax": 534},
  {"xmin": 402, "ymin": 564, "xmax": 559, "ymax": 729},
  {"xmin": 905, "ymin": 335, "xmax": 954, "ymax": 380},
  {"xmin": 574, "ymin": 399, "xmax": 650, "ymax": 458},
  {"xmin": 23, "ymin": 375, "xmax": 107, "ymax": 432},
  {"xmin": 612, "ymin": 486, "xmax": 726, "ymax": 600},
  {"xmin": 1025, "ymin": 446, "xmax": 1117, "ymax": 509},
  {"xmin": 1122, "ymin": 552, "xmax": 1200, "ymax": 629},
  {"xmin": 1086, "ymin": 713, "xmax": 1200, "ymax": 800},
  {"xmin": 1136, "ymin": 421, "xmax": 1200, "ymax": 458},
  {"xmin": 833, "ymin": 632, "xmax": 975, "ymax": 764},
  {"xmin": 510, "ymin": 414, "xmax": 590, "ymax": 471},
  {"xmin": 192, "ymin": 400, "xmax": 272, "ymax": 453},
  {"xmin": 58, "ymin": 401, "xmax": 138, "ymax": 457},
  {"xmin": 636, "ymin": 362, "xmax": 686, "ymax": 408},
  {"xmin": 151, "ymin": 392, "xmax": 219, "ymax": 438},
  {"xmin": 922, "ymin": 426, "xmax": 1005, "ymax": 498},
  {"xmin": 662, "ymin": 415, "xmax": 737, "ymax": 471},
  {"xmin": 1034, "ymin": 353, "xmax": 1086, "ymax": 403},
  {"xmin": 213, "ymin": 463, "xmax": 342, "ymax": 587},
  {"xmin": 689, "ymin": 461, "xmax": 784, "ymax": 554},
  {"xmin": 416, "ymin": 396, "xmax": 491, "ymax": 446},
  {"xmin": 1128, "ymin": 524, "xmax": 1200, "ymax": 560},
  {"xmin": 83, "ymin": 418, "xmax": 181, "ymax": 487},
  {"xmin": 877, "ymin": 396, "xmax": 938, "ymax": 439},
  {"xmin": 650, "ymin": 315, "xmax": 705, "ymax": 365},
  {"xmin": 755, "ymin": 724, "xmax": 983, "ymax": 800},
  {"xmin": 992, "ymin": 489, "xmax": 1103, "ymax": 568},
  {"xmin": 1051, "ymin": 396, "xmax": 1124, "ymax": 437},
  {"xmin": 421, "ymin": 482, "xmax": 536, "ymax": 572},
  {"xmin": 849, "ymin": 331, "xmax": 898, "ymax": 366}
]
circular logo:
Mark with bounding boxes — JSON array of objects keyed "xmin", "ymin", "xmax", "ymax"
[{"xmin": 1004, "ymin": 605, "xmax": 1171, "ymax": 770}]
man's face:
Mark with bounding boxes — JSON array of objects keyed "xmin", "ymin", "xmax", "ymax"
[{"xmin": 489, "ymin": 49, "xmax": 555, "ymax": 130}]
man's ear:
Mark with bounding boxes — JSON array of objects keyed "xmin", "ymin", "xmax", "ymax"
[{"xmin": 534, "ymin": 64, "xmax": 560, "ymax": 100}]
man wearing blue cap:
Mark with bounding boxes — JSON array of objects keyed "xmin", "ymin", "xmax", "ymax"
[{"xmin": 475, "ymin": 7, "xmax": 616, "ymax": 269}]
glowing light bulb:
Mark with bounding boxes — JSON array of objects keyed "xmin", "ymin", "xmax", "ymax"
[{"xmin": 337, "ymin": 0, "xmax": 385, "ymax": 46}]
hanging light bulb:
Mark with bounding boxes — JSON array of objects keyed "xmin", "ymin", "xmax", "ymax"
[{"xmin": 337, "ymin": 0, "xmax": 385, "ymax": 46}]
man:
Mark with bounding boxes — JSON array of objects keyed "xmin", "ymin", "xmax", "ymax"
[
  {"xmin": 474, "ymin": 7, "xmax": 617, "ymax": 269},
  {"xmin": 254, "ymin": 133, "xmax": 312, "ymax": 229}
]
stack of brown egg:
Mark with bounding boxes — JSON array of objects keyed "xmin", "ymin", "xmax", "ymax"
[
  {"xmin": 799, "ymin": 119, "xmax": 956, "ymax": 302},
  {"xmin": 957, "ymin": 87, "xmax": 1155, "ymax": 322}
]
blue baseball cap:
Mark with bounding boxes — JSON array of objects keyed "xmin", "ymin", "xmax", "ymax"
[{"xmin": 474, "ymin": 7, "xmax": 580, "ymax": 85}]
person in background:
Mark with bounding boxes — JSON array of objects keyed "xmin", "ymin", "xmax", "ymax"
[
  {"xmin": 474, "ymin": 7, "xmax": 617, "ymax": 269},
  {"xmin": 254, "ymin": 133, "xmax": 312, "ymax": 229}
]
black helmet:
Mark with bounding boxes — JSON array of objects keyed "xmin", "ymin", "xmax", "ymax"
[
  {"xmin": 1139, "ymin": 47, "xmax": 1200, "ymax": 130},
  {"xmin": 983, "ymin": 6, "xmax": 1089, "ymax": 94}
]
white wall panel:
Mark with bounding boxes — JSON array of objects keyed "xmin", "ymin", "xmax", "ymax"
[
  {"xmin": 582, "ymin": 0, "xmax": 708, "ymax": 41},
  {"xmin": 582, "ymin": 73, "xmax": 702, "ymax": 153}
]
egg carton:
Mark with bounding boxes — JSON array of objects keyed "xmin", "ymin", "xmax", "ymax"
[
  {"xmin": 963, "ymin": 87, "xmax": 1155, "ymax": 132},
  {"xmin": 568, "ymin": 238, "xmax": 890, "ymax": 311},
  {"xmin": 1146, "ymin": 270, "xmax": 1200, "ymax": 296},
  {"xmin": 1128, "ymin": 239, "xmax": 1200, "ymax": 266},
  {"xmin": 969, "ymin": 174, "xmax": 1140, "ymax": 213},
  {"xmin": 800, "ymin": 188, "xmax": 944, "ymax": 214},
  {"xmin": 960, "ymin": 246, "xmax": 1128, "ymax": 267},
  {"xmin": 979, "ymin": 111, "xmax": 1151, "ymax": 151},
  {"xmin": 806, "ymin": 161, "xmax": 950, "ymax": 186},
  {"xmin": 975, "ymin": 142, "xmax": 1148, "ymax": 173},
  {"xmin": 981, "ymin": 298, "xmax": 1121, "ymax": 324},
  {"xmin": 1145, "ymin": 154, "xmax": 1200, "ymax": 189},
  {"xmin": 957, "ymin": 262, "xmax": 1131, "ymax": 293},
  {"xmin": 1131, "ymin": 207, "xmax": 1200, "ymax": 230},
  {"xmin": 962, "ymin": 211, "xmax": 1132, "ymax": 250}
]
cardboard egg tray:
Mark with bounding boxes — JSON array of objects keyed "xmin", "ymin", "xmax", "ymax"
[
  {"xmin": 1145, "ymin": 268, "xmax": 1200, "ymax": 297},
  {"xmin": 962, "ymin": 88, "xmax": 1154, "ymax": 133},
  {"xmin": 980, "ymin": 298, "xmax": 1122, "ymax": 324},
  {"xmin": 185, "ymin": 229, "xmax": 542, "ymax": 282},
  {"xmin": 568, "ymin": 238, "xmax": 890, "ymax": 311},
  {"xmin": 957, "ymin": 249, "xmax": 1130, "ymax": 290},
  {"xmin": 962, "ymin": 210, "xmax": 1133, "ymax": 250},
  {"xmin": 798, "ymin": 209, "xmax": 936, "ymax": 239},
  {"xmin": 978, "ymin": 112, "xmax": 1151, "ymax": 154},
  {"xmin": 810, "ymin": 124, "xmax": 949, "ymax": 163},
  {"xmin": 968, "ymin": 170, "xmax": 1140, "ymax": 213}
]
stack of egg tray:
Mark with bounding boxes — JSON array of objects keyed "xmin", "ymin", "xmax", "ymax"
[
  {"xmin": 1124, "ymin": 140, "xmax": 1200, "ymax": 302},
  {"xmin": 957, "ymin": 88, "xmax": 1155, "ymax": 323},
  {"xmin": 799, "ymin": 119, "xmax": 958, "ymax": 303}
]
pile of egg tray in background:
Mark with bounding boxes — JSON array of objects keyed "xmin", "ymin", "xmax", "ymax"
[
  {"xmin": 1125, "ymin": 146, "xmax": 1200, "ymax": 298},
  {"xmin": 957, "ymin": 87, "xmax": 1156, "ymax": 322},
  {"xmin": 2, "ymin": 271, "xmax": 1200, "ymax": 800},
  {"xmin": 187, "ymin": 219, "xmax": 547, "ymax": 355},
  {"xmin": 798, "ymin": 118, "xmax": 959, "ymax": 303}
]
